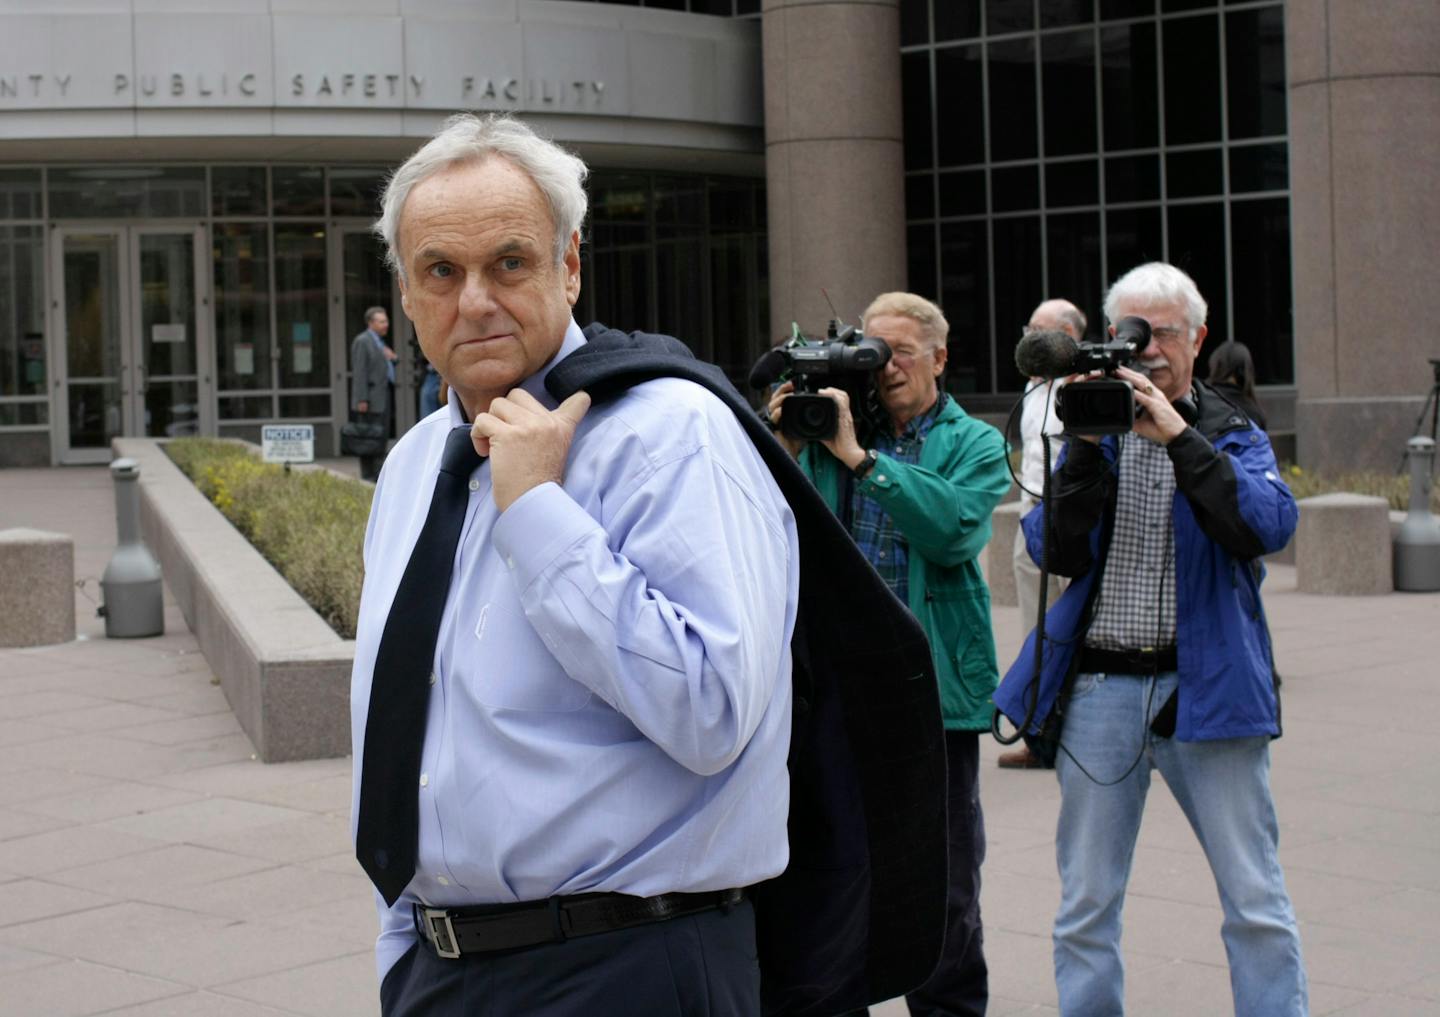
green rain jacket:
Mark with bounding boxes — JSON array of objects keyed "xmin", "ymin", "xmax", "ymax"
[{"xmin": 799, "ymin": 398, "xmax": 1011, "ymax": 731}]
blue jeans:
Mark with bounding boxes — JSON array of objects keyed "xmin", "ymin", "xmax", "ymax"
[{"xmin": 1053, "ymin": 671, "xmax": 1307, "ymax": 1016}]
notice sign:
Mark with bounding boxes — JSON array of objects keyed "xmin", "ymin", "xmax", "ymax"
[{"xmin": 261, "ymin": 424, "xmax": 315, "ymax": 464}]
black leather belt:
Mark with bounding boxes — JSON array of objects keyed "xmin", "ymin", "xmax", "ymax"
[
  {"xmin": 415, "ymin": 888, "xmax": 745, "ymax": 959},
  {"xmin": 1078, "ymin": 645, "xmax": 1177, "ymax": 675}
]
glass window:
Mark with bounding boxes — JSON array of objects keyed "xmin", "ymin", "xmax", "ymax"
[
  {"xmin": 710, "ymin": 234, "xmax": 757, "ymax": 377},
  {"xmin": 1161, "ymin": 0, "xmax": 1209, "ymax": 11},
  {"xmin": 1046, "ymin": 212, "xmax": 1103, "ymax": 335},
  {"xmin": 986, "ymin": 0, "xmax": 1033, "ymax": 34},
  {"xmin": 992, "ymin": 165, "xmax": 1040, "ymax": 212},
  {"xmin": 906, "ymin": 173, "xmax": 935, "ymax": 220},
  {"xmin": 211, "ymin": 166, "xmax": 267, "ymax": 217},
  {"xmin": 213, "ymin": 223, "xmax": 272, "ymax": 395},
  {"xmin": 0, "ymin": 169, "xmax": 42, "ymax": 220},
  {"xmin": 934, "ymin": 0, "xmax": 981, "ymax": 41},
  {"xmin": 1166, "ymin": 201, "xmax": 1228, "ymax": 342},
  {"xmin": 992, "ymin": 216, "xmax": 1042, "ymax": 382},
  {"xmin": 940, "ymin": 221, "xmax": 990, "ymax": 393},
  {"xmin": 1106, "ymin": 206, "xmax": 1163, "ymax": 284},
  {"xmin": 49, "ymin": 167, "xmax": 205, "ymax": 219},
  {"xmin": 1101, "ymin": 0, "xmax": 1153, "ymax": 19},
  {"xmin": 280, "ymin": 393, "xmax": 330, "ymax": 418},
  {"xmin": 1229, "ymin": 143, "xmax": 1288, "ymax": 193},
  {"xmin": 0, "ymin": 403, "xmax": 45, "ymax": 427},
  {"xmin": 935, "ymin": 46, "xmax": 984, "ymax": 167},
  {"xmin": 1042, "ymin": 1, "xmax": 1095, "ymax": 29},
  {"xmin": 329, "ymin": 166, "xmax": 388, "ymax": 218},
  {"xmin": 1043, "ymin": 30, "xmax": 1098, "ymax": 157},
  {"xmin": 901, "ymin": 0, "xmax": 930, "ymax": 46},
  {"xmin": 656, "ymin": 238, "xmax": 707, "ymax": 353},
  {"xmin": 1101, "ymin": 23, "xmax": 1159, "ymax": 151},
  {"xmin": 0, "ymin": 226, "xmax": 46, "ymax": 399},
  {"xmin": 1162, "ymin": 15, "xmax": 1221, "ymax": 146},
  {"xmin": 904, "ymin": 50, "xmax": 937, "ymax": 170},
  {"xmin": 1165, "ymin": 148, "xmax": 1223, "ymax": 198},
  {"xmin": 219, "ymin": 395, "xmax": 273, "ymax": 420},
  {"xmin": 1230, "ymin": 197, "xmax": 1293, "ymax": 384},
  {"xmin": 1047, "ymin": 160, "xmax": 1100, "ymax": 208},
  {"xmin": 655, "ymin": 177, "xmax": 705, "ymax": 226},
  {"xmin": 938, "ymin": 169, "xmax": 987, "ymax": 217},
  {"xmin": 907, "ymin": 223, "xmax": 938, "ymax": 300},
  {"xmin": 988, "ymin": 38, "xmax": 1037, "ymax": 161},
  {"xmin": 1226, "ymin": 6, "xmax": 1287, "ymax": 140},
  {"xmin": 708, "ymin": 180, "xmax": 755, "ymax": 232},
  {"xmin": 1105, "ymin": 153, "xmax": 1161, "ymax": 202},
  {"xmin": 275, "ymin": 225, "xmax": 329, "ymax": 394},
  {"xmin": 592, "ymin": 177, "xmax": 650, "ymax": 223},
  {"xmin": 272, "ymin": 166, "xmax": 325, "ymax": 217}
]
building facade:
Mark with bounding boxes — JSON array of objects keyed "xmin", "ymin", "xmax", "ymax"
[{"xmin": 0, "ymin": 0, "xmax": 1434, "ymax": 471}]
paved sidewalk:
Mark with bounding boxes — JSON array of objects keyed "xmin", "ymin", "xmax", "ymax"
[{"xmin": 2, "ymin": 465, "xmax": 1438, "ymax": 1016}]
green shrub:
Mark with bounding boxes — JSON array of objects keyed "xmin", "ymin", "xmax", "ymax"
[
  {"xmin": 1278, "ymin": 463, "xmax": 1439, "ymax": 514},
  {"xmin": 165, "ymin": 438, "xmax": 371, "ymax": 638}
]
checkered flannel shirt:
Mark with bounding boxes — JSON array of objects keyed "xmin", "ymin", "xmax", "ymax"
[
  {"xmin": 1085, "ymin": 433, "xmax": 1179, "ymax": 652},
  {"xmin": 849, "ymin": 393, "xmax": 949, "ymax": 605}
]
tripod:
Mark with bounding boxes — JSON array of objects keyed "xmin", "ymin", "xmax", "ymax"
[{"xmin": 1399, "ymin": 358, "xmax": 1440, "ymax": 473}]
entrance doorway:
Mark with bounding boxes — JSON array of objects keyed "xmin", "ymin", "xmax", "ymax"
[
  {"xmin": 330, "ymin": 226, "xmax": 412, "ymax": 447},
  {"xmin": 51, "ymin": 225, "xmax": 210, "ymax": 464}
]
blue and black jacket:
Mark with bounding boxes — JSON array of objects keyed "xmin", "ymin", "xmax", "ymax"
[{"xmin": 993, "ymin": 380, "xmax": 1297, "ymax": 742}]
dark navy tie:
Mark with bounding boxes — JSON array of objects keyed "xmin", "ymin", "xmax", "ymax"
[{"xmin": 356, "ymin": 426, "xmax": 484, "ymax": 906}]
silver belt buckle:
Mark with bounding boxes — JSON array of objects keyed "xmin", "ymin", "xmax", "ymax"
[{"xmin": 421, "ymin": 907, "xmax": 461, "ymax": 959}]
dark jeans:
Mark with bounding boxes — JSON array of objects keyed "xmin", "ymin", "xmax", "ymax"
[
  {"xmin": 844, "ymin": 730, "xmax": 989, "ymax": 1017},
  {"xmin": 380, "ymin": 897, "xmax": 760, "ymax": 1017}
]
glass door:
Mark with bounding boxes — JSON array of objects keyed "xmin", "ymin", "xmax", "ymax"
[
  {"xmin": 52, "ymin": 225, "xmax": 208, "ymax": 463},
  {"xmin": 329, "ymin": 225, "xmax": 405, "ymax": 448}
]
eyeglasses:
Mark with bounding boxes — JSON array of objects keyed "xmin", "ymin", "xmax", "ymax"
[
  {"xmin": 1149, "ymin": 326, "xmax": 1189, "ymax": 343},
  {"xmin": 888, "ymin": 348, "xmax": 934, "ymax": 368}
]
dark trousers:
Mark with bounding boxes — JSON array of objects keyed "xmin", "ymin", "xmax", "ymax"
[
  {"xmin": 845, "ymin": 730, "xmax": 988, "ymax": 1017},
  {"xmin": 380, "ymin": 898, "xmax": 760, "ymax": 1017}
]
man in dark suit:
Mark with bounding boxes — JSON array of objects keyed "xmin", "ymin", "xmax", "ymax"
[{"xmin": 350, "ymin": 306, "xmax": 395, "ymax": 480}]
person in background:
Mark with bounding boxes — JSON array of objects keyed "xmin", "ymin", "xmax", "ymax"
[
  {"xmin": 999, "ymin": 298, "xmax": 1084, "ymax": 770},
  {"xmin": 418, "ymin": 361, "xmax": 442, "ymax": 418},
  {"xmin": 350, "ymin": 306, "xmax": 395, "ymax": 481},
  {"xmin": 769, "ymin": 291, "xmax": 1009, "ymax": 1017},
  {"xmin": 1206, "ymin": 339, "xmax": 1267, "ymax": 430}
]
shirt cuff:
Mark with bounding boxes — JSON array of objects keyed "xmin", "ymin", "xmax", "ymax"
[{"xmin": 490, "ymin": 482, "xmax": 601, "ymax": 591}]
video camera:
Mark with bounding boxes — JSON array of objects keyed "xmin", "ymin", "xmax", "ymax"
[
  {"xmin": 749, "ymin": 321, "xmax": 891, "ymax": 441},
  {"xmin": 1014, "ymin": 316, "xmax": 1151, "ymax": 435}
]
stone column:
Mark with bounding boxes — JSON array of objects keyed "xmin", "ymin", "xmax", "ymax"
[
  {"xmin": 762, "ymin": 0, "xmax": 906, "ymax": 343},
  {"xmin": 1287, "ymin": 0, "xmax": 1440, "ymax": 472}
]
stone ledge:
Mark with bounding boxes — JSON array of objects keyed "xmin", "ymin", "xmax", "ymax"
[
  {"xmin": 1295, "ymin": 492, "xmax": 1394, "ymax": 596},
  {"xmin": 111, "ymin": 438, "xmax": 353, "ymax": 763}
]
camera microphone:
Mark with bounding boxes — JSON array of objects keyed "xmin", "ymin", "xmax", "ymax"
[
  {"xmin": 748, "ymin": 346, "xmax": 789, "ymax": 389},
  {"xmin": 1014, "ymin": 329, "xmax": 1080, "ymax": 380}
]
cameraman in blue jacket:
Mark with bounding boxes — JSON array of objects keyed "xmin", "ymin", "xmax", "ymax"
[{"xmin": 994, "ymin": 262, "xmax": 1308, "ymax": 1016}]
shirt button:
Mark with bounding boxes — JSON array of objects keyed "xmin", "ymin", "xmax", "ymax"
[
  {"xmin": 419, "ymin": 773, "xmax": 429, "ymax": 787},
  {"xmin": 437, "ymin": 875, "xmax": 450, "ymax": 886},
  {"xmin": 875, "ymin": 474, "xmax": 887, "ymax": 483},
  {"xmin": 468, "ymin": 479, "xmax": 480, "ymax": 492},
  {"xmin": 506, "ymin": 556, "xmax": 515, "ymax": 569},
  {"xmin": 428, "ymin": 672, "xmax": 437, "ymax": 685}
]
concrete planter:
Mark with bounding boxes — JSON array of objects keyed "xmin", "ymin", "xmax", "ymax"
[{"xmin": 112, "ymin": 438, "xmax": 353, "ymax": 763}]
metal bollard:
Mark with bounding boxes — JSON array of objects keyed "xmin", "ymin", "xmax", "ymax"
[
  {"xmin": 100, "ymin": 457, "xmax": 165, "ymax": 637},
  {"xmin": 1394, "ymin": 437, "xmax": 1440, "ymax": 592}
]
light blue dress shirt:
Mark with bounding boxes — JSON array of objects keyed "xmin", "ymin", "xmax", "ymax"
[
  {"xmin": 350, "ymin": 320, "xmax": 799, "ymax": 981},
  {"xmin": 368, "ymin": 329, "xmax": 395, "ymax": 385}
]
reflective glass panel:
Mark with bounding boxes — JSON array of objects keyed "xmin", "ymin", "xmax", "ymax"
[
  {"xmin": 1046, "ymin": 212, "xmax": 1103, "ymax": 336},
  {"xmin": 938, "ymin": 169, "xmax": 986, "ymax": 217},
  {"xmin": 213, "ymin": 222, "xmax": 272, "ymax": 393},
  {"xmin": 278, "ymin": 225, "xmax": 331, "ymax": 392},
  {"xmin": 901, "ymin": 0, "xmax": 930, "ymax": 45},
  {"xmin": 988, "ymin": 38, "xmax": 1037, "ymax": 161},
  {"xmin": 1162, "ymin": 15, "xmax": 1221, "ymax": 145},
  {"xmin": 904, "ymin": 50, "xmax": 937, "ymax": 170},
  {"xmin": 935, "ymin": 47, "xmax": 983, "ymax": 167},
  {"xmin": 1106, "ymin": 206, "xmax": 1163, "ymax": 283},
  {"xmin": 1230, "ymin": 197, "xmax": 1293, "ymax": 384},
  {"xmin": 1105, "ymin": 154, "xmax": 1160, "ymax": 202},
  {"xmin": 1229, "ymin": 143, "xmax": 1288, "ymax": 193},
  {"xmin": 908, "ymin": 223, "xmax": 937, "ymax": 300},
  {"xmin": 1043, "ymin": 30, "xmax": 1098, "ymax": 157},
  {"xmin": 1166, "ymin": 201, "xmax": 1228, "ymax": 341},
  {"xmin": 934, "ymin": 0, "xmax": 981, "ymax": 41},
  {"xmin": 992, "ymin": 215, "xmax": 1042, "ymax": 384},
  {"xmin": 656, "ymin": 238, "xmax": 706, "ymax": 354},
  {"xmin": 0, "ymin": 225, "xmax": 46, "ymax": 398},
  {"xmin": 1226, "ymin": 6, "xmax": 1287, "ymax": 139},
  {"xmin": 991, "ymin": 164, "xmax": 1039, "ymax": 212},
  {"xmin": 329, "ymin": 166, "xmax": 388, "ymax": 218},
  {"xmin": 137, "ymin": 232, "xmax": 199, "ymax": 438},
  {"xmin": 0, "ymin": 169, "xmax": 41, "ymax": 220},
  {"xmin": 906, "ymin": 173, "xmax": 936, "ymax": 221},
  {"xmin": 1042, "ymin": 0, "xmax": 1095, "ymax": 29},
  {"xmin": 1047, "ymin": 160, "xmax": 1100, "ymax": 208},
  {"xmin": 1165, "ymin": 148, "xmax": 1223, "ymax": 198},
  {"xmin": 50, "ymin": 167, "xmax": 205, "ymax": 219},
  {"xmin": 272, "ymin": 166, "xmax": 325, "ymax": 217},
  {"xmin": 1101, "ymin": 23, "xmax": 1159, "ymax": 151},
  {"xmin": 986, "ymin": 0, "xmax": 1033, "ymax": 34},
  {"xmin": 940, "ymin": 221, "xmax": 990, "ymax": 393},
  {"xmin": 211, "ymin": 166, "xmax": 267, "ymax": 217}
]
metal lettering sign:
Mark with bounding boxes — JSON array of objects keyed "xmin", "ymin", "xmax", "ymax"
[{"xmin": 261, "ymin": 424, "xmax": 315, "ymax": 464}]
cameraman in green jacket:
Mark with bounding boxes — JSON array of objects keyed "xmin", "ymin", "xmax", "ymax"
[{"xmin": 768, "ymin": 292, "xmax": 1009, "ymax": 1017}]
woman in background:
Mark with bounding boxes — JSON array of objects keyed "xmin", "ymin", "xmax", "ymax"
[{"xmin": 1206, "ymin": 340, "xmax": 1267, "ymax": 430}]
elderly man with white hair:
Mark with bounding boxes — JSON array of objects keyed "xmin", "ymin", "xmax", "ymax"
[
  {"xmin": 349, "ymin": 113, "xmax": 799, "ymax": 1015},
  {"xmin": 994, "ymin": 262, "xmax": 1309, "ymax": 1016}
]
